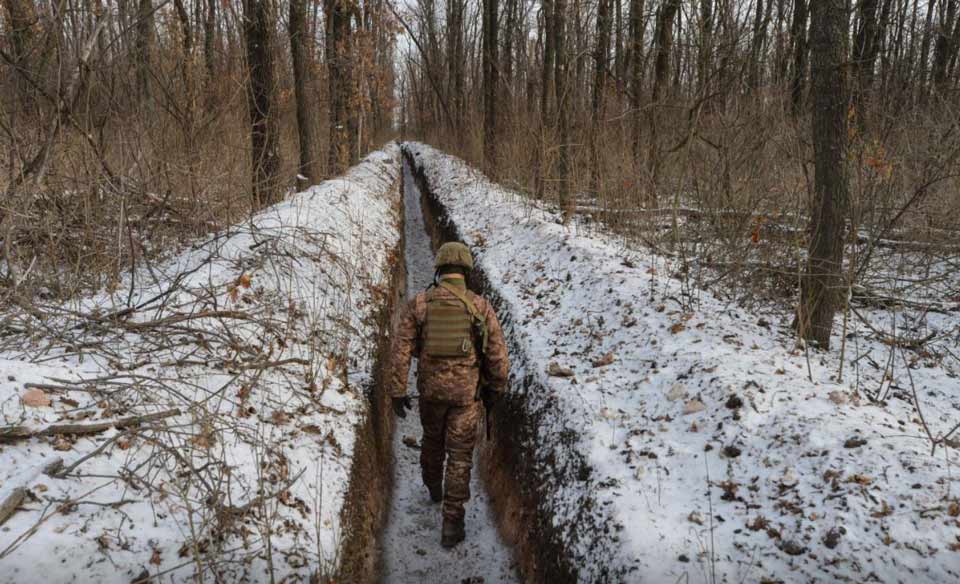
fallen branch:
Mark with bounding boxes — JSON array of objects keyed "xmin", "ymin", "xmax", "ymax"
[{"xmin": 0, "ymin": 408, "xmax": 181, "ymax": 442}]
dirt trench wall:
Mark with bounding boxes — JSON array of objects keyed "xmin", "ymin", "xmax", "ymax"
[
  {"xmin": 403, "ymin": 148, "xmax": 587, "ymax": 583},
  {"xmin": 332, "ymin": 161, "xmax": 406, "ymax": 583}
]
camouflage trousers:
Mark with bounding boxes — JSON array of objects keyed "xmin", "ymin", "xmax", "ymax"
[{"xmin": 418, "ymin": 399, "xmax": 482, "ymax": 522}]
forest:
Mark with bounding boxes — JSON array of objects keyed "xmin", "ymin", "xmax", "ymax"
[{"xmin": 1, "ymin": 0, "xmax": 959, "ymax": 583}]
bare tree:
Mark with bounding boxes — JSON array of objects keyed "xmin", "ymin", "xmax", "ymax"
[
  {"xmin": 797, "ymin": 0, "xmax": 851, "ymax": 349},
  {"xmin": 482, "ymin": 0, "xmax": 499, "ymax": 172},
  {"xmin": 629, "ymin": 0, "xmax": 645, "ymax": 165},
  {"xmin": 291, "ymin": 0, "xmax": 324, "ymax": 187},
  {"xmin": 243, "ymin": 0, "xmax": 282, "ymax": 205},
  {"xmin": 556, "ymin": 0, "xmax": 573, "ymax": 221},
  {"xmin": 932, "ymin": 0, "xmax": 959, "ymax": 94},
  {"xmin": 136, "ymin": 0, "xmax": 155, "ymax": 101},
  {"xmin": 789, "ymin": 0, "xmax": 809, "ymax": 116},
  {"xmin": 327, "ymin": 0, "xmax": 358, "ymax": 173},
  {"xmin": 591, "ymin": 0, "xmax": 611, "ymax": 195}
]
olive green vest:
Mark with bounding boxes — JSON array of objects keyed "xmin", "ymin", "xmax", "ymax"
[{"xmin": 423, "ymin": 279, "xmax": 483, "ymax": 358}]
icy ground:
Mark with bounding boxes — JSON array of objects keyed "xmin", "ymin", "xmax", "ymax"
[
  {"xmin": 379, "ymin": 160, "xmax": 518, "ymax": 583},
  {"xmin": 406, "ymin": 142, "xmax": 960, "ymax": 583}
]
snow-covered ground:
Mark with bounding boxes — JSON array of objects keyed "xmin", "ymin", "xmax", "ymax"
[
  {"xmin": 405, "ymin": 142, "xmax": 960, "ymax": 583},
  {"xmin": 380, "ymin": 159, "xmax": 518, "ymax": 583},
  {"xmin": 0, "ymin": 145, "xmax": 402, "ymax": 583}
]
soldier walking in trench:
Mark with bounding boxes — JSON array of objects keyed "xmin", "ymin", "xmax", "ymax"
[{"xmin": 389, "ymin": 242, "xmax": 510, "ymax": 548}]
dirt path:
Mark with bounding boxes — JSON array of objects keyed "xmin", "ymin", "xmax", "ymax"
[{"xmin": 379, "ymin": 161, "xmax": 519, "ymax": 583}]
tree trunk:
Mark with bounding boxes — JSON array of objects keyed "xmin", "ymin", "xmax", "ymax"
[
  {"xmin": 775, "ymin": 0, "xmax": 789, "ymax": 84},
  {"xmin": 591, "ymin": 0, "xmax": 611, "ymax": 196},
  {"xmin": 290, "ymin": 0, "xmax": 323, "ymax": 188},
  {"xmin": 536, "ymin": 0, "xmax": 555, "ymax": 199},
  {"xmin": 243, "ymin": 0, "xmax": 282, "ymax": 206},
  {"xmin": 629, "ymin": 0, "xmax": 645, "ymax": 165},
  {"xmin": 853, "ymin": 0, "xmax": 880, "ymax": 126},
  {"xmin": 136, "ymin": 0, "xmax": 154, "ymax": 101},
  {"xmin": 446, "ymin": 0, "xmax": 465, "ymax": 134},
  {"xmin": 748, "ymin": 0, "xmax": 771, "ymax": 90},
  {"xmin": 503, "ymin": 0, "xmax": 517, "ymax": 94},
  {"xmin": 789, "ymin": 0, "xmax": 809, "ymax": 116},
  {"xmin": 698, "ymin": 0, "xmax": 714, "ymax": 96},
  {"xmin": 327, "ymin": 0, "xmax": 357, "ymax": 173},
  {"xmin": 950, "ymin": 3, "xmax": 960, "ymax": 81},
  {"xmin": 482, "ymin": 0, "xmax": 499, "ymax": 173},
  {"xmin": 798, "ymin": 0, "xmax": 850, "ymax": 350},
  {"xmin": 933, "ymin": 0, "xmax": 959, "ymax": 94},
  {"xmin": 556, "ymin": 0, "xmax": 573, "ymax": 222},
  {"xmin": 652, "ymin": 0, "xmax": 680, "ymax": 103},
  {"xmin": 615, "ymin": 0, "xmax": 624, "ymax": 90},
  {"xmin": 917, "ymin": 0, "xmax": 936, "ymax": 100},
  {"xmin": 204, "ymin": 0, "xmax": 218, "ymax": 87},
  {"xmin": 648, "ymin": 0, "xmax": 679, "ymax": 203}
]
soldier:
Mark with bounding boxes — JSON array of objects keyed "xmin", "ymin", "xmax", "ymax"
[{"xmin": 389, "ymin": 241, "xmax": 510, "ymax": 548}]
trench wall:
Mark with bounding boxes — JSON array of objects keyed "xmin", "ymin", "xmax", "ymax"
[{"xmin": 332, "ymin": 154, "xmax": 406, "ymax": 583}]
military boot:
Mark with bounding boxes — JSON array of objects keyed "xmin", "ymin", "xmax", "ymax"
[
  {"xmin": 441, "ymin": 518, "xmax": 465, "ymax": 548},
  {"xmin": 427, "ymin": 484, "xmax": 442, "ymax": 503}
]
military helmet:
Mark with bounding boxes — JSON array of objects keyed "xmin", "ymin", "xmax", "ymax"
[{"xmin": 435, "ymin": 242, "xmax": 474, "ymax": 270}]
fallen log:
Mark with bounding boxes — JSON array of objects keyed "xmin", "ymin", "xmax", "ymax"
[{"xmin": 0, "ymin": 408, "xmax": 181, "ymax": 442}]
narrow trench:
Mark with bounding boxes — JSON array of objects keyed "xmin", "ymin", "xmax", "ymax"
[{"xmin": 378, "ymin": 159, "xmax": 519, "ymax": 583}]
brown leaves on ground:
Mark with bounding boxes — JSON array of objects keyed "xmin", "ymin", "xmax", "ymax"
[
  {"xmin": 591, "ymin": 353, "xmax": 615, "ymax": 368},
  {"xmin": 52, "ymin": 436, "xmax": 73, "ymax": 451},
  {"xmin": 547, "ymin": 362, "xmax": 574, "ymax": 377},
  {"xmin": 22, "ymin": 388, "xmax": 52, "ymax": 407}
]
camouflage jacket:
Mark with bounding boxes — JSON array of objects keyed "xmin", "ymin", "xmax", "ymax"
[{"xmin": 389, "ymin": 278, "xmax": 510, "ymax": 404}]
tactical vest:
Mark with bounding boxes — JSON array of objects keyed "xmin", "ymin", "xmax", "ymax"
[{"xmin": 422, "ymin": 282, "xmax": 486, "ymax": 359}]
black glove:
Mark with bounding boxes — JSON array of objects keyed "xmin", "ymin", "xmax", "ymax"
[
  {"xmin": 392, "ymin": 396, "xmax": 413, "ymax": 419},
  {"xmin": 480, "ymin": 387, "xmax": 501, "ymax": 410}
]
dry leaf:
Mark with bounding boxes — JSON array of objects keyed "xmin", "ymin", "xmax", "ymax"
[
  {"xmin": 828, "ymin": 391, "xmax": 848, "ymax": 405},
  {"xmin": 670, "ymin": 322, "xmax": 686, "ymax": 335},
  {"xmin": 271, "ymin": 410, "xmax": 290, "ymax": 425},
  {"xmin": 547, "ymin": 362, "xmax": 575, "ymax": 378},
  {"xmin": 238, "ymin": 273, "xmax": 252, "ymax": 289},
  {"xmin": 683, "ymin": 400, "xmax": 706, "ymax": 415},
  {"xmin": 22, "ymin": 388, "xmax": 52, "ymax": 407},
  {"xmin": 150, "ymin": 549, "xmax": 162, "ymax": 566},
  {"xmin": 52, "ymin": 436, "xmax": 73, "ymax": 451},
  {"xmin": 846, "ymin": 474, "xmax": 873, "ymax": 486},
  {"xmin": 591, "ymin": 353, "xmax": 616, "ymax": 368}
]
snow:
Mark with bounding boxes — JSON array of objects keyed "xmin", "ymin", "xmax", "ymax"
[
  {"xmin": 379, "ymin": 159, "xmax": 518, "ymax": 583},
  {"xmin": 404, "ymin": 142, "xmax": 960, "ymax": 583},
  {"xmin": 0, "ymin": 145, "xmax": 403, "ymax": 583}
]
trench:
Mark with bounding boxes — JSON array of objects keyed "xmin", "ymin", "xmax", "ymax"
[
  {"xmin": 403, "ymin": 146, "xmax": 596, "ymax": 583},
  {"xmin": 377, "ymin": 157, "xmax": 520, "ymax": 583}
]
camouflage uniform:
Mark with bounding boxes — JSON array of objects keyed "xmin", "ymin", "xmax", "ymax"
[{"xmin": 389, "ymin": 276, "xmax": 509, "ymax": 522}]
